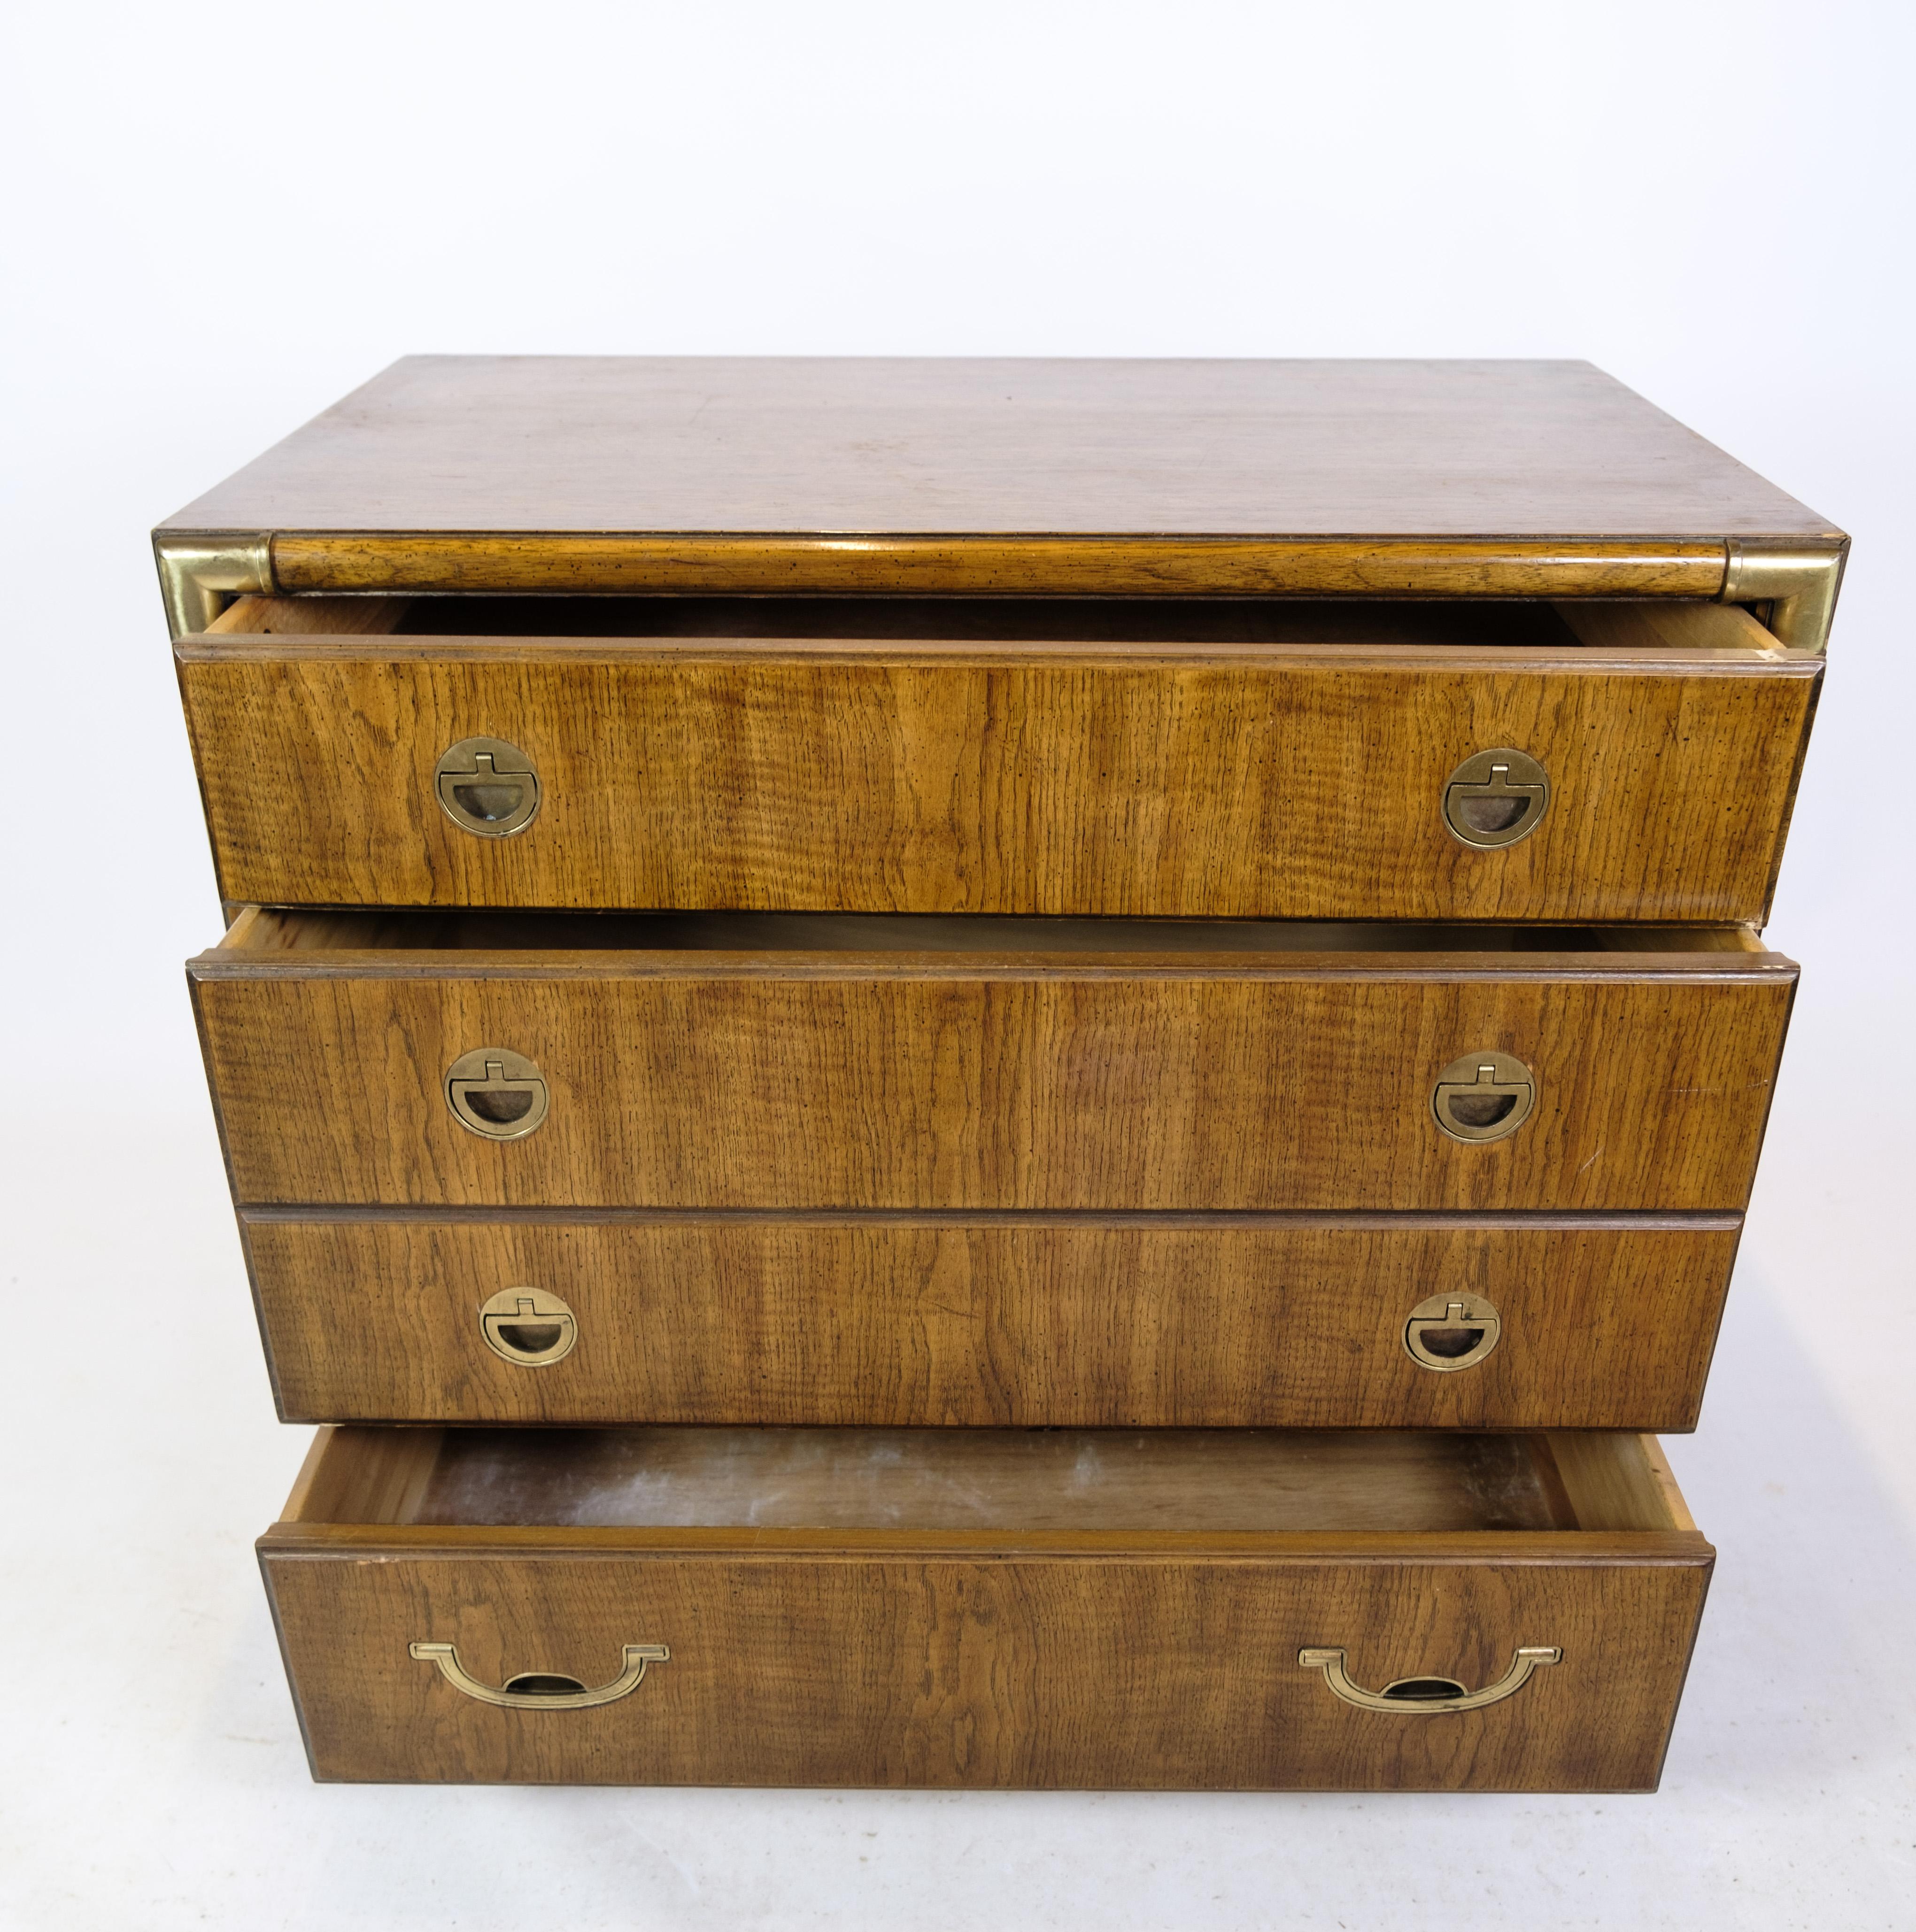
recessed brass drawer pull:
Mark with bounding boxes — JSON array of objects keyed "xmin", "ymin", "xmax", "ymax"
[
  {"xmin": 1431, "ymin": 1050, "xmax": 1536, "ymax": 1143},
  {"xmin": 409, "ymin": 1640, "xmax": 669, "ymax": 1710},
  {"xmin": 1298, "ymin": 1645, "xmax": 1561, "ymax": 1714},
  {"xmin": 434, "ymin": 736, "xmax": 541, "ymax": 838},
  {"xmin": 1403, "ymin": 1291, "xmax": 1502, "ymax": 1371},
  {"xmin": 1442, "ymin": 748, "xmax": 1550, "ymax": 849},
  {"xmin": 445, "ymin": 1047, "xmax": 549, "ymax": 1140},
  {"xmin": 479, "ymin": 1286, "xmax": 579, "ymax": 1365}
]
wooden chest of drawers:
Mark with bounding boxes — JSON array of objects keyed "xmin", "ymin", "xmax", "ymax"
[{"xmin": 162, "ymin": 356, "xmax": 1841, "ymax": 1789}]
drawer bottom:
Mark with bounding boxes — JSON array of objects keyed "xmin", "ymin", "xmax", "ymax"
[{"xmin": 262, "ymin": 1426, "xmax": 1710, "ymax": 1789}]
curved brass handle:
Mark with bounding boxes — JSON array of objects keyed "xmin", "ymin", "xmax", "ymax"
[
  {"xmin": 1298, "ymin": 1645, "xmax": 1560, "ymax": 1714},
  {"xmin": 409, "ymin": 1640, "xmax": 668, "ymax": 1710}
]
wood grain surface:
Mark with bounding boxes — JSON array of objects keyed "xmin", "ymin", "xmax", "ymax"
[
  {"xmin": 260, "ymin": 1533, "xmax": 1711, "ymax": 1789},
  {"xmin": 240, "ymin": 1210, "xmax": 1741, "ymax": 1430},
  {"xmin": 161, "ymin": 356, "xmax": 1836, "ymax": 546},
  {"xmin": 175, "ymin": 603, "xmax": 1820, "ymax": 921},
  {"xmin": 267, "ymin": 533, "xmax": 1735, "ymax": 599},
  {"xmin": 402, "ymin": 1426, "xmax": 1578, "ymax": 1532},
  {"xmin": 282, "ymin": 1422, "xmax": 1687, "ymax": 1533},
  {"xmin": 191, "ymin": 922, "xmax": 1796, "ymax": 1212}
]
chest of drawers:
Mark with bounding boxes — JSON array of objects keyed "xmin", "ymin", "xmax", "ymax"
[{"xmin": 162, "ymin": 356, "xmax": 1841, "ymax": 1789}]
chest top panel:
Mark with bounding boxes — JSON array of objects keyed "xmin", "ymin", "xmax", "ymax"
[{"xmin": 161, "ymin": 356, "xmax": 1834, "ymax": 541}]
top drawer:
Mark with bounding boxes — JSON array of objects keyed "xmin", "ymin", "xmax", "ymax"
[{"xmin": 176, "ymin": 595, "xmax": 1819, "ymax": 923}]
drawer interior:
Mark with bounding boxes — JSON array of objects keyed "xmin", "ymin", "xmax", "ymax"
[
  {"xmin": 219, "ymin": 906, "xmax": 1767, "ymax": 958},
  {"xmin": 286, "ymin": 1425, "xmax": 1693, "ymax": 1537},
  {"xmin": 208, "ymin": 593, "xmax": 1781, "ymax": 655}
]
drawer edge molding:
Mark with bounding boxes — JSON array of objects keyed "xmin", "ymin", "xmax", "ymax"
[
  {"xmin": 167, "ymin": 532, "xmax": 1842, "ymax": 653},
  {"xmin": 232, "ymin": 1203, "xmax": 1748, "ymax": 1230},
  {"xmin": 186, "ymin": 949, "xmax": 1802, "ymax": 987},
  {"xmin": 261, "ymin": 532, "xmax": 1735, "ymax": 603},
  {"xmin": 258, "ymin": 1522, "xmax": 1717, "ymax": 1562}
]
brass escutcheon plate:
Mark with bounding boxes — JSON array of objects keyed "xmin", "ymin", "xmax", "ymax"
[
  {"xmin": 1403, "ymin": 1291, "xmax": 1502, "ymax": 1371},
  {"xmin": 435, "ymin": 736, "xmax": 541, "ymax": 837},
  {"xmin": 479, "ymin": 1286, "xmax": 578, "ymax": 1366},
  {"xmin": 446, "ymin": 1047, "xmax": 550, "ymax": 1141},
  {"xmin": 1430, "ymin": 1050, "xmax": 1536, "ymax": 1144},
  {"xmin": 1442, "ymin": 747, "xmax": 1549, "ymax": 849}
]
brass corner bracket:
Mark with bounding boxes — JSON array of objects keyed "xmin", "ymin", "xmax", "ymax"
[
  {"xmin": 1720, "ymin": 540, "xmax": 1846, "ymax": 655},
  {"xmin": 154, "ymin": 532, "xmax": 275, "ymax": 640}
]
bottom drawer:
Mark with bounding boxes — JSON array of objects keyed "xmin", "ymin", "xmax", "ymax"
[{"xmin": 261, "ymin": 1425, "xmax": 1710, "ymax": 1789}]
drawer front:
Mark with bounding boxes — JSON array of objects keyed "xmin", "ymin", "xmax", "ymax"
[
  {"xmin": 177, "ymin": 644, "xmax": 1818, "ymax": 922},
  {"xmin": 194, "ymin": 959, "xmax": 1794, "ymax": 1212},
  {"xmin": 261, "ymin": 1540, "xmax": 1710, "ymax": 1790},
  {"xmin": 244, "ymin": 1213, "xmax": 1740, "ymax": 1430}
]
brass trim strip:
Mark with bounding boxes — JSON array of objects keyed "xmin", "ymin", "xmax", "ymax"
[
  {"xmin": 265, "ymin": 533, "xmax": 1730, "ymax": 600},
  {"xmin": 154, "ymin": 532, "xmax": 275, "ymax": 639},
  {"xmin": 1720, "ymin": 539, "xmax": 1847, "ymax": 654}
]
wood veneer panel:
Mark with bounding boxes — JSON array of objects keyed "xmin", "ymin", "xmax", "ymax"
[
  {"xmin": 205, "ymin": 594, "xmax": 411, "ymax": 636},
  {"xmin": 269, "ymin": 534, "xmax": 1731, "ymax": 598},
  {"xmin": 240, "ymin": 1211, "xmax": 1741, "ymax": 1430},
  {"xmin": 403, "ymin": 1427, "xmax": 1572, "ymax": 1532},
  {"xmin": 174, "ymin": 632, "xmax": 1820, "ymax": 920},
  {"xmin": 191, "ymin": 933, "xmax": 1795, "ymax": 1213},
  {"xmin": 1549, "ymin": 1432, "xmax": 1686, "ymax": 1531},
  {"xmin": 162, "ymin": 356, "xmax": 1835, "ymax": 547}
]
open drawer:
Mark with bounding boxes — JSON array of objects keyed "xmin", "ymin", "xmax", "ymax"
[
  {"xmin": 261, "ymin": 1423, "xmax": 1712, "ymax": 1789},
  {"xmin": 192, "ymin": 911, "xmax": 1795, "ymax": 1213},
  {"xmin": 177, "ymin": 595, "xmax": 1820, "ymax": 923}
]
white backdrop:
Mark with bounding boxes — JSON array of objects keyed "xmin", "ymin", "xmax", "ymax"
[{"xmin": 3, "ymin": 4, "xmax": 1912, "ymax": 1927}]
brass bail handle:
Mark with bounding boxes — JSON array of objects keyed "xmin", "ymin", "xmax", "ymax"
[
  {"xmin": 1298, "ymin": 1645, "xmax": 1561, "ymax": 1714},
  {"xmin": 409, "ymin": 1640, "xmax": 669, "ymax": 1710}
]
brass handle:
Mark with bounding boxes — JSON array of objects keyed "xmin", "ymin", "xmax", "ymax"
[
  {"xmin": 1442, "ymin": 747, "xmax": 1550, "ymax": 849},
  {"xmin": 435, "ymin": 736, "xmax": 541, "ymax": 838},
  {"xmin": 1298, "ymin": 1645, "xmax": 1560, "ymax": 1714},
  {"xmin": 409, "ymin": 1640, "xmax": 668, "ymax": 1710},
  {"xmin": 479, "ymin": 1286, "xmax": 579, "ymax": 1366},
  {"xmin": 1402, "ymin": 1291, "xmax": 1502, "ymax": 1371},
  {"xmin": 445, "ymin": 1047, "xmax": 550, "ymax": 1141},
  {"xmin": 1430, "ymin": 1050, "xmax": 1536, "ymax": 1144}
]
